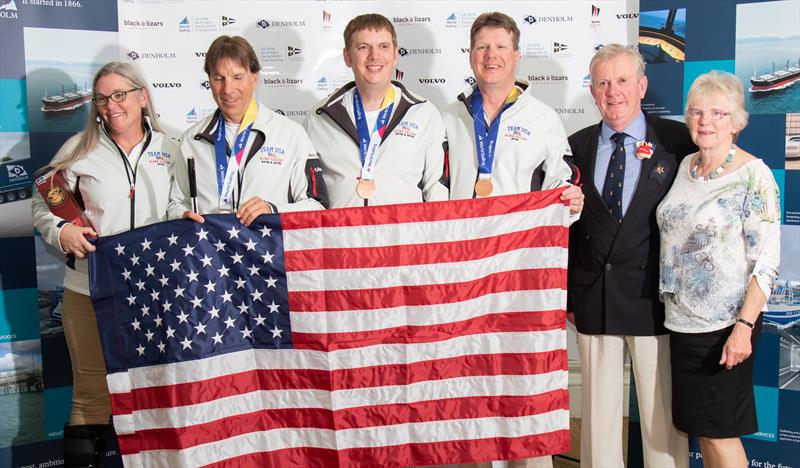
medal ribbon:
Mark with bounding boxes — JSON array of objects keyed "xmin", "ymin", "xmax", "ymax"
[
  {"xmin": 470, "ymin": 87, "xmax": 521, "ymax": 179},
  {"xmin": 354, "ymin": 86, "xmax": 395, "ymax": 181},
  {"xmin": 215, "ymin": 98, "xmax": 259, "ymax": 207}
]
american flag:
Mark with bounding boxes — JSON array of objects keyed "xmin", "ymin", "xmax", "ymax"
[{"xmin": 89, "ymin": 189, "xmax": 571, "ymax": 467}]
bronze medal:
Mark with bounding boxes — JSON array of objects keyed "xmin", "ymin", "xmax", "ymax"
[
  {"xmin": 356, "ymin": 179, "xmax": 376, "ymax": 199},
  {"xmin": 474, "ymin": 178, "xmax": 493, "ymax": 197}
]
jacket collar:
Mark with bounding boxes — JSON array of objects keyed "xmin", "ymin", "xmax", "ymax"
[
  {"xmin": 314, "ymin": 80, "xmax": 425, "ymax": 147},
  {"xmin": 194, "ymin": 102, "xmax": 272, "ymax": 144},
  {"xmin": 98, "ymin": 117, "xmax": 153, "ymax": 153},
  {"xmin": 456, "ymin": 80, "xmax": 530, "ymax": 117}
]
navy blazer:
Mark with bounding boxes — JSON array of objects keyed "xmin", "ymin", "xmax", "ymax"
[{"xmin": 567, "ymin": 114, "xmax": 696, "ymax": 335}]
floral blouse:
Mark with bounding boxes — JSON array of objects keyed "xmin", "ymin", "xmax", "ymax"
[{"xmin": 656, "ymin": 155, "xmax": 781, "ymax": 333}]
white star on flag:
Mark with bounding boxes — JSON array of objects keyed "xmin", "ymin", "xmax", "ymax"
[{"xmin": 211, "ymin": 332, "xmax": 224, "ymax": 345}]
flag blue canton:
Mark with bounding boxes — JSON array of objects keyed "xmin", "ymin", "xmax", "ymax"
[{"xmin": 90, "ymin": 214, "xmax": 293, "ymax": 373}]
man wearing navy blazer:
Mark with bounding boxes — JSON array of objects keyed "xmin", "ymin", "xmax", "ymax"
[{"xmin": 568, "ymin": 44, "xmax": 696, "ymax": 467}]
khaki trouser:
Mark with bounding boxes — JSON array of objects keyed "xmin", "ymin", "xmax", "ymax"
[
  {"xmin": 62, "ymin": 288, "xmax": 112, "ymax": 425},
  {"xmin": 578, "ymin": 333, "xmax": 688, "ymax": 468},
  {"xmin": 460, "ymin": 457, "xmax": 553, "ymax": 468}
]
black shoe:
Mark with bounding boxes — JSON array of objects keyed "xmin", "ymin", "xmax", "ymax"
[{"xmin": 63, "ymin": 424, "xmax": 109, "ymax": 468}]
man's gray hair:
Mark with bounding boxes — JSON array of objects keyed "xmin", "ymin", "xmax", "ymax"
[{"xmin": 589, "ymin": 44, "xmax": 646, "ymax": 83}]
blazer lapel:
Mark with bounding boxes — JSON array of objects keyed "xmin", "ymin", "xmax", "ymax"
[{"xmin": 609, "ymin": 121, "xmax": 674, "ymax": 255}]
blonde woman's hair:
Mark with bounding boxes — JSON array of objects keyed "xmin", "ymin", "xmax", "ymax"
[
  {"xmin": 685, "ymin": 70, "xmax": 749, "ymax": 133},
  {"xmin": 51, "ymin": 62, "xmax": 162, "ymax": 172}
]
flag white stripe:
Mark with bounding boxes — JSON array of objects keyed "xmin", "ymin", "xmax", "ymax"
[
  {"xmin": 122, "ymin": 411, "xmax": 568, "ymax": 467},
  {"xmin": 283, "ymin": 204, "xmax": 565, "ymax": 252},
  {"xmin": 327, "ymin": 330, "xmax": 564, "ymax": 371},
  {"xmin": 286, "ymin": 247, "xmax": 567, "ymax": 291},
  {"xmin": 118, "ymin": 371, "xmax": 567, "ymax": 431},
  {"xmin": 338, "ymin": 410, "xmax": 570, "ymax": 449},
  {"xmin": 290, "ymin": 289, "xmax": 565, "ymax": 333},
  {"xmin": 107, "ymin": 330, "xmax": 565, "ymax": 392}
]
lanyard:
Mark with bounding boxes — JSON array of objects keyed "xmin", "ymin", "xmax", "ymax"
[
  {"xmin": 105, "ymin": 124, "xmax": 152, "ymax": 230},
  {"xmin": 353, "ymin": 86, "xmax": 395, "ymax": 181},
  {"xmin": 470, "ymin": 87, "xmax": 520, "ymax": 177},
  {"xmin": 214, "ymin": 98, "xmax": 258, "ymax": 207}
]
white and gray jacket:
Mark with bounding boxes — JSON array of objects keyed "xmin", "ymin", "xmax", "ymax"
[
  {"xmin": 304, "ymin": 81, "xmax": 448, "ymax": 207},
  {"xmin": 32, "ymin": 122, "xmax": 179, "ymax": 295},
  {"xmin": 444, "ymin": 82, "xmax": 578, "ymax": 200},
  {"xmin": 172, "ymin": 102, "xmax": 327, "ymax": 215}
]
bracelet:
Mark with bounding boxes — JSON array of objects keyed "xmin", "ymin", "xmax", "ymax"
[{"xmin": 736, "ymin": 318, "xmax": 755, "ymax": 329}]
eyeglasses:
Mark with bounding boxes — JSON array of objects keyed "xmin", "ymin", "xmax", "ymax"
[
  {"xmin": 686, "ymin": 109, "xmax": 731, "ymax": 121},
  {"xmin": 93, "ymin": 88, "xmax": 141, "ymax": 107}
]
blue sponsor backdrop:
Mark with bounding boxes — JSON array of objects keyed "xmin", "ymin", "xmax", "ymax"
[{"xmin": 632, "ymin": 1, "xmax": 800, "ymax": 467}]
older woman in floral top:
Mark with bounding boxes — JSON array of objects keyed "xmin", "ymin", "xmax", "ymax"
[{"xmin": 656, "ymin": 71, "xmax": 780, "ymax": 468}]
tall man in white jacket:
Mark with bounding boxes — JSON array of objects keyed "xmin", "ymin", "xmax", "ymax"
[
  {"xmin": 173, "ymin": 35, "xmax": 327, "ymax": 225},
  {"xmin": 444, "ymin": 12, "xmax": 583, "ymax": 215},
  {"xmin": 304, "ymin": 13, "xmax": 448, "ymax": 207},
  {"xmin": 443, "ymin": 12, "xmax": 584, "ymax": 468}
]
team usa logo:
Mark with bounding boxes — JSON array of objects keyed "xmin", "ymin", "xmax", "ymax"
[
  {"xmin": 258, "ymin": 146, "xmax": 286, "ymax": 165},
  {"xmin": 504, "ymin": 125, "xmax": 531, "ymax": 142},
  {"xmin": 146, "ymin": 151, "xmax": 169, "ymax": 167},
  {"xmin": 394, "ymin": 121, "xmax": 419, "ymax": 139}
]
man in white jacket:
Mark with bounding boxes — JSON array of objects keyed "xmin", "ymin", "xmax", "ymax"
[
  {"xmin": 304, "ymin": 13, "xmax": 448, "ymax": 207},
  {"xmin": 173, "ymin": 35, "xmax": 327, "ymax": 225},
  {"xmin": 443, "ymin": 12, "xmax": 584, "ymax": 468},
  {"xmin": 444, "ymin": 13, "xmax": 583, "ymax": 218}
]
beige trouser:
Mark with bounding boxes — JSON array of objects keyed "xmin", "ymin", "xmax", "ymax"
[
  {"xmin": 578, "ymin": 333, "xmax": 688, "ymax": 468},
  {"xmin": 461, "ymin": 457, "xmax": 552, "ymax": 467},
  {"xmin": 62, "ymin": 288, "xmax": 112, "ymax": 425}
]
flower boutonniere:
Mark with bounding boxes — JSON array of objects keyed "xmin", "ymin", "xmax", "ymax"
[{"xmin": 635, "ymin": 141, "xmax": 655, "ymax": 160}]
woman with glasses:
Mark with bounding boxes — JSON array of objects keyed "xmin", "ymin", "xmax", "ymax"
[
  {"xmin": 656, "ymin": 71, "xmax": 780, "ymax": 467},
  {"xmin": 32, "ymin": 62, "xmax": 179, "ymax": 467}
]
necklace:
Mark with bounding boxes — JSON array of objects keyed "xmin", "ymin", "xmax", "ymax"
[{"xmin": 691, "ymin": 146, "xmax": 736, "ymax": 180}]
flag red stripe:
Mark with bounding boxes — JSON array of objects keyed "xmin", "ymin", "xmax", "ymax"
[
  {"xmin": 284, "ymin": 225, "xmax": 567, "ymax": 271},
  {"xmin": 337, "ymin": 430, "xmax": 571, "ymax": 467},
  {"xmin": 280, "ymin": 189, "xmax": 568, "ymax": 230},
  {"xmin": 202, "ymin": 447, "xmax": 338, "ymax": 468},
  {"xmin": 292, "ymin": 310, "xmax": 565, "ymax": 351},
  {"xmin": 109, "ymin": 350, "xmax": 566, "ymax": 413},
  {"xmin": 117, "ymin": 391, "xmax": 567, "ymax": 453},
  {"xmin": 288, "ymin": 267, "xmax": 566, "ymax": 312}
]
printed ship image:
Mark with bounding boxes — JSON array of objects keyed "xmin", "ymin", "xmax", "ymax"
[
  {"xmin": 766, "ymin": 280, "xmax": 800, "ymax": 327},
  {"xmin": 41, "ymin": 83, "xmax": 91, "ymax": 112},
  {"xmin": 750, "ymin": 59, "xmax": 800, "ymax": 92}
]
